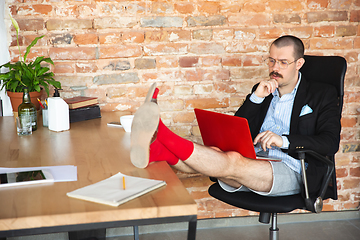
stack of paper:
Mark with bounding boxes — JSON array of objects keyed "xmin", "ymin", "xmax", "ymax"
[{"xmin": 67, "ymin": 172, "xmax": 166, "ymax": 207}]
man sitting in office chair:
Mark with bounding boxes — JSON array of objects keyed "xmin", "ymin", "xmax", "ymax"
[{"xmin": 130, "ymin": 35, "xmax": 341, "ymax": 198}]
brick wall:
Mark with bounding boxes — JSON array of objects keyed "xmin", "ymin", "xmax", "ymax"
[{"xmin": 5, "ymin": 0, "xmax": 360, "ymax": 219}]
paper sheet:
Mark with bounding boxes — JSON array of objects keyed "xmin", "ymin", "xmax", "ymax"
[{"xmin": 67, "ymin": 172, "xmax": 166, "ymax": 207}]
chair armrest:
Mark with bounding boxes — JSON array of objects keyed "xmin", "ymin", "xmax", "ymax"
[{"xmin": 296, "ymin": 149, "xmax": 334, "ymax": 213}]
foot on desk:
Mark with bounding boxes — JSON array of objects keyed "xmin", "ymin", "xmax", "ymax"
[
  {"xmin": 131, "ymin": 104, "xmax": 194, "ymax": 168},
  {"xmin": 130, "ymin": 101, "xmax": 160, "ymax": 168},
  {"xmin": 144, "ymin": 82, "xmax": 158, "ymax": 103}
]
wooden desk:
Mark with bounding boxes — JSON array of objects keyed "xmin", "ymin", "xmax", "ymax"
[{"xmin": 0, "ymin": 112, "xmax": 197, "ymax": 239}]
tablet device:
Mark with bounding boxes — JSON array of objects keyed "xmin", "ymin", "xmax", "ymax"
[{"xmin": 0, "ymin": 170, "xmax": 54, "ymax": 188}]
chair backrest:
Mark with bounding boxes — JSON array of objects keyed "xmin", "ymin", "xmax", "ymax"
[
  {"xmin": 300, "ymin": 55, "xmax": 347, "ymax": 200},
  {"xmin": 300, "ymin": 55, "xmax": 347, "ymax": 116}
]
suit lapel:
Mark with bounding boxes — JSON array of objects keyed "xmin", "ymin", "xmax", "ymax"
[{"xmin": 290, "ymin": 77, "xmax": 308, "ymax": 134}]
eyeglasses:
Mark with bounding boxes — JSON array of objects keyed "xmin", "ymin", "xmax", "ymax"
[{"xmin": 264, "ymin": 57, "xmax": 298, "ymax": 69}]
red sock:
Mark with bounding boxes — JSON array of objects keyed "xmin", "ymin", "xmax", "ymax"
[
  {"xmin": 149, "ymin": 139, "xmax": 179, "ymax": 165},
  {"xmin": 157, "ymin": 120, "xmax": 194, "ymax": 161},
  {"xmin": 151, "ymin": 88, "xmax": 159, "ymax": 103}
]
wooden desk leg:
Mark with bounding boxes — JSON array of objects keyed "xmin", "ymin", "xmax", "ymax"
[
  {"xmin": 133, "ymin": 225, "xmax": 139, "ymax": 240},
  {"xmin": 187, "ymin": 218, "xmax": 197, "ymax": 240},
  {"xmin": 68, "ymin": 229, "xmax": 106, "ymax": 240}
]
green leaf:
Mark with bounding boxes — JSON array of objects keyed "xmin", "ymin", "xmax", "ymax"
[
  {"xmin": 24, "ymin": 35, "xmax": 44, "ymax": 62},
  {"xmin": 9, "ymin": 14, "xmax": 19, "ymax": 35},
  {"xmin": 30, "ymin": 56, "xmax": 44, "ymax": 67},
  {"xmin": 36, "ymin": 67, "xmax": 50, "ymax": 77}
]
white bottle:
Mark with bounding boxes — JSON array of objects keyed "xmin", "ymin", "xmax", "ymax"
[{"xmin": 48, "ymin": 89, "xmax": 70, "ymax": 132}]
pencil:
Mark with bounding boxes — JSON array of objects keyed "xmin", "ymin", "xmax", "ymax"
[
  {"xmin": 122, "ymin": 176, "xmax": 126, "ymax": 190},
  {"xmin": 37, "ymin": 98, "xmax": 45, "ymax": 109}
]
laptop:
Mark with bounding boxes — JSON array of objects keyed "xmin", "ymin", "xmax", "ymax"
[{"xmin": 194, "ymin": 108, "xmax": 281, "ymax": 162}]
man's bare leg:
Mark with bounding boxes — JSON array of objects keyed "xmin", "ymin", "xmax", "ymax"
[
  {"xmin": 171, "ymin": 143, "xmax": 273, "ymax": 192},
  {"xmin": 130, "ymin": 91, "xmax": 273, "ymax": 193}
]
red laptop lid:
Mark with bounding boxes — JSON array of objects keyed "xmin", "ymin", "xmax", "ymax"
[{"xmin": 194, "ymin": 108, "xmax": 257, "ymax": 159}]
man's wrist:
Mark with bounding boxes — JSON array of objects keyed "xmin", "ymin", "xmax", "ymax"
[
  {"xmin": 281, "ymin": 136, "xmax": 290, "ymax": 149},
  {"xmin": 250, "ymin": 93, "xmax": 265, "ymax": 104}
]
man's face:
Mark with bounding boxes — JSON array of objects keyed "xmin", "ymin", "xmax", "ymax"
[{"xmin": 268, "ymin": 45, "xmax": 301, "ymax": 89}]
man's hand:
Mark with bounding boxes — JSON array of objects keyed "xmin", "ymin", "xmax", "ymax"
[
  {"xmin": 254, "ymin": 79, "xmax": 278, "ymax": 98},
  {"xmin": 254, "ymin": 130, "xmax": 283, "ymax": 151}
]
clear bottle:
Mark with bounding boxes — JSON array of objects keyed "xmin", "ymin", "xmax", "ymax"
[{"xmin": 18, "ymin": 87, "xmax": 37, "ymax": 131}]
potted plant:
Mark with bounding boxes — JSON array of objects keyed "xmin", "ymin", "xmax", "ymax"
[{"xmin": 0, "ymin": 15, "xmax": 61, "ymax": 112}]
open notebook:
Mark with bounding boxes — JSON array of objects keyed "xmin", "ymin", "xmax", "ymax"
[
  {"xmin": 67, "ymin": 172, "xmax": 166, "ymax": 207},
  {"xmin": 194, "ymin": 108, "xmax": 281, "ymax": 162}
]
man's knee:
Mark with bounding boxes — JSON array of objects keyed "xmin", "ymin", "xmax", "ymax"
[{"xmin": 225, "ymin": 151, "xmax": 243, "ymax": 163}]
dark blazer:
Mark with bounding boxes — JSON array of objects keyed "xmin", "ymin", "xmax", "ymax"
[{"xmin": 235, "ymin": 75, "xmax": 341, "ymax": 196}]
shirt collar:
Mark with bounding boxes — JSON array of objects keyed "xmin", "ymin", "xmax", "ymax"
[{"xmin": 272, "ymin": 72, "xmax": 302, "ymax": 98}]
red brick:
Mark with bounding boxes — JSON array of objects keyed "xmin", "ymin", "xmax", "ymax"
[
  {"xmin": 75, "ymin": 62, "xmax": 98, "ymax": 73},
  {"xmin": 243, "ymin": 55, "xmax": 264, "ymax": 67},
  {"xmin": 330, "ymin": 0, "xmax": 352, "ymax": 10},
  {"xmin": 17, "ymin": 4, "xmax": 53, "ymax": 16},
  {"xmin": 99, "ymin": 46, "xmax": 142, "ymax": 58},
  {"xmin": 215, "ymin": 82, "xmax": 237, "ymax": 93},
  {"xmin": 99, "ymin": 33, "xmax": 122, "ymax": 45},
  {"xmin": 174, "ymin": 3, "xmax": 195, "ymax": 14},
  {"xmin": 350, "ymin": 167, "xmax": 360, "ymax": 177},
  {"xmin": 151, "ymin": 2, "xmax": 174, "ymax": 14},
  {"xmin": 350, "ymin": 10, "xmax": 360, "ymax": 22},
  {"xmin": 268, "ymin": 1, "xmax": 303, "ymax": 12},
  {"xmin": 201, "ymin": 56, "xmax": 221, "ymax": 67},
  {"xmin": 156, "ymin": 56, "xmax": 178, "ymax": 68},
  {"xmin": 185, "ymin": 98, "xmax": 230, "ymax": 109},
  {"xmin": 259, "ymin": 28, "xmax": 285, "ymax": 39},
  {"xmin": 53, "ymin": 62, "xmax": 75, "ymax": 74},
  {"xmin": 343, "ymin": 92, "xmax": 360, "ymax": 103},
  {"xmin": 142, "ymin": 71, "xmax": 182, "ymax": 82},
  {"xmin": 55, "ymin": 4, "xmax": 77, "ymax": 17},
  {"xmin": 309, "ymin": 38, "xmax": 353, "ymax": 50},
  {"xmin": 287, "ymin": 26, "xmax": 314, "ymax": 38},
  {"xmin": 222, "ymin": 55, "xmax": 242, "ymax": 67},
  {"xmin": 23, "ymin": 35, "xmax": 48, "ymax": 47},
  {"xmin": 10, "ymin": 48, "xmax": 48, "ymax": 62},
  {"xmin": 73, "ymin": 34, "xmax": 98, "ymax": 45},
  {"xmin": 198, "ymin": 1, "xmax": 220, "ymax": 14},
  {"xmin": 229, "ymin": 14, "xmax": 271, "ymax": 26},
  {"xmin": 213, "ymin": 29, "xmax": 233, "ymax": 41},
  {"xmin": 205, "ymin": 69, "xmax": 230, "ymax": 81},
  {"xmin": 77, "ymin": 4, "xmax": 97, "ymax": 18},
  {"xmin": 336, "ymin": 168, "xmax": 348, "ymax": 178},
  {"xmin": 46, "ymin": 19, "xmax": 92, "ymax": 31},
  {"xmin": 179, "ymin": 56, "xmax": 199, "ymax": 68},
  {"xmin": 16, "ymin": 19, "xmax": 44, "ymax": 31},
  {"xmin": 220, "ymin": 3, "xmax": 241, "ymax": 13},
  {"xmin": 173, "ymin": 112, "xmax": 195, "ymax": 124},
  {"xmin": 184, "ymin": 69, "xmax": 204, "ymax": 81},
  {"xmin": 307, "ymin": 0, "xmax": 329, "ymax": 9},
  {"xmin": 341, "ymin": 117, "xmax": 358, "ymax": 127},
  {"xmin": 122, "ymin": 32, "xmax": 144, "ymax": 43},
  {"xmin": 307, "ymin": 11, "xmax": 348, "ymax": 23},
  {"xmin": 144, "ymin": 43, "xmax": 188, "ymax": 56},
  {"xmin": 242, "ymin": 2, "xmax": 266, "ymax": 12},
  {"xmin": 354, "ymin": 37, "xmax": 360, "ymax": 48},
  {"xmin": 336, "ymin": 25, "xmax": 358, "ymax": 37},
  {"xmin": 168, "ymin": 30, "xmax": 191, "ymax": 41},
  {"xmin": 345, "ymin": 51, "xmax": 359, "ymax": 63},
  {"xmin": 343, "ymin": 178, "xmax": 360, "ymax": 189},
  {"xmin": 49, "ymin": 47, "xmax": 96, "ymax": 60},
  {"xmin": 314, "ymin": 26, "xmax": 335, "ymax": 37},
  {"xmin": 145, "ymin": 31, "xmax": 168, "ymax": 42}
]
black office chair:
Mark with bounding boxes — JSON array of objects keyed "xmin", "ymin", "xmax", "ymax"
[{"xmin": 208, "ymin": 55, "xmax": 347, "ymax": 240}]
